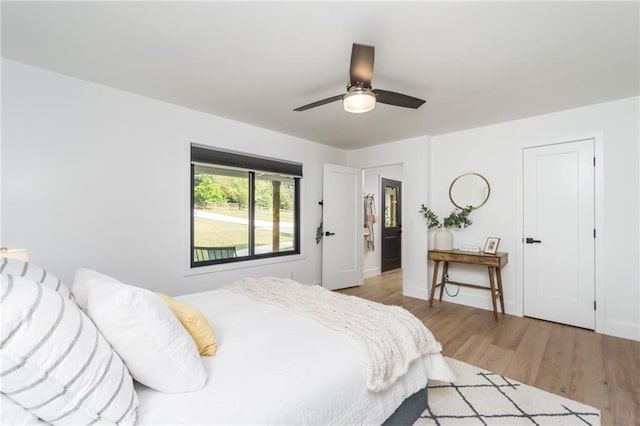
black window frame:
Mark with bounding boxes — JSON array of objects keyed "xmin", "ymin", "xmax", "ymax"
[{"xmin": 190, "ymin": 144, "xmax": 301, "ymax": 267}]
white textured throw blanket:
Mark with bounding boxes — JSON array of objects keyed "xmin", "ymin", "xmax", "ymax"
[{"xmin": 228, "ymin": 277, "xmax": 443, "ymax": 392}]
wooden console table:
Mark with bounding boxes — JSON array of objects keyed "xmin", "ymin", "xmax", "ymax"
[{"xmin": 428, "ymin": 249, "xmax": 508, "ymax": 321}]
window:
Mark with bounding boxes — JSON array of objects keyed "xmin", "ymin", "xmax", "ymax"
[{"xmin": 190, "ymin": 144, "xmax": 301, "ymax": 267}]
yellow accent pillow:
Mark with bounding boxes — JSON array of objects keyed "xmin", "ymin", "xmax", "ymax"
[{"xmin": 156, "ymin": 293, "xmax": 217, "ymax": 356}]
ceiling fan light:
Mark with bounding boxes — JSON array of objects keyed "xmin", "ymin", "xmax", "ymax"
[{"xmin": 343, "ymin": 90, "xmax": 376, "ymax": 113}]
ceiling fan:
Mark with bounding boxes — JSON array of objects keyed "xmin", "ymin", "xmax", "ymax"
[{"xmin": 294, "ymin": 43, "xmax": 426, "ymax": 114}]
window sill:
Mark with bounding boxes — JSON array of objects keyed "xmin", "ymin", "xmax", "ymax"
[{"xmin": 184, "ymin": 252, "xmax": 306, "ymax": 276}]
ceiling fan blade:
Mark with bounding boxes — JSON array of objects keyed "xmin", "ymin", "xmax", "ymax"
[
  {"xmin": 293, "ymin": 94, "xmax": 344, "ymax": 112},
  {"xmin": 349, "ymin": 43, "xmax": 375, "ymax": 88},
  {"xmin": 372, "ymin": 89, "xmax": 426, "ymax": 109}
]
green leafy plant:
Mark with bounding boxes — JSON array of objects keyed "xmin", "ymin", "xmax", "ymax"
[
  {"xmin": 419, "ymin": 205, "xmax": 441, "ymax": 229},
  {"xmin": 419, "ymin": 204, "xmax": 474, "ymax": 229},
  {"xmin": 315, "ymin": 222, "xmax": 323, "ymax": 244}
]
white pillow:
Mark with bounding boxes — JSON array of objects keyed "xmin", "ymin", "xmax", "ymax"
[
  {"xmin": 0, "ymin": 274, "xmax": 138, "ymax": 425},
  {"xmin": 0, "ymin": 257, "xmax": 74, "ymax": 301},
  {"xmin": 71, "ymin": 268, "xmax": 120, "ymax": 311},
  {"xmin": 87, "ymin": 279, "xmax": 207, "ymax": 393}
]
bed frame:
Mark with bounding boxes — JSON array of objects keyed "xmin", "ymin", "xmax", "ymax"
[{"xmin": 382, "ymin": 386, "xmax": 428, "ymax": 426}]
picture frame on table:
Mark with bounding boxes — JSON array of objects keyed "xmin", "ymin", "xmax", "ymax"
[{"xmin": 484, "ymin": 237, "xmax": 500, "ymax": 254}]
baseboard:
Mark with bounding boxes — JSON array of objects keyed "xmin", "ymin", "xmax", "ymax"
[
  {"xmin": 363, "ymin": 267, "xmax": 381, "ymax": 279},
  {"xmin": 440, "ymin": 291, "xmax": 639, "ymax": 342},
  {"xmin": 404, "ymin": 286, "xmax": 428, "ymax": 300},
  {"xmin": 603, "ymin": 319, "xmax": 640, "ymax": 342}
]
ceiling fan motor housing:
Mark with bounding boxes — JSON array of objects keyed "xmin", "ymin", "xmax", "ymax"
[{"xmin": 343, "ymin": 87, "xmax": 376, "ymax": 113}]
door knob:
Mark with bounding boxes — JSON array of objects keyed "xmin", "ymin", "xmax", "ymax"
[
  {"xmin": 324, "ymin": 231, "xmax": 336, "ymax": 236},
  {"xmin": 525, "ymin": 237, "xmax": 542, "ymax": 244}
]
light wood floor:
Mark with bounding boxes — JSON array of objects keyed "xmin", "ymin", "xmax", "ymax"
[{"xmin": 338, "ymin": 270, "xmax": 640, "ymax": 426}]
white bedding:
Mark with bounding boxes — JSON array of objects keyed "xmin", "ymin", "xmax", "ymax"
[
  {"xmin": 136, "ymin": 289, "xmax": 455, "ymax": 425},
  {"xmin": 229, "ymin": 277, "xmax": 444, "ymax": 392}
]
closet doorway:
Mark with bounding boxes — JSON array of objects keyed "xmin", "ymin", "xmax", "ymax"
[
  {"xmin": 362, "ymin": 165, "xmax": 403, "ymax": 278},
  {"xmin": 523, "ymin": 138, "xmax": 595, "ymax": 329},
  {"xmin": 381, "ymin": 178, "xmax": 402, "ymax": 272}
]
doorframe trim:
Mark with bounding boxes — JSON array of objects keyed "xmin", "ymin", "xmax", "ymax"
[{"xmin": 515, "ymin": 131, "xmax": 604, "ymax": 332}]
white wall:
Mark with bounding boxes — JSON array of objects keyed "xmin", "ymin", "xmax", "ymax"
[
  {"xmin": 362, "ymin": 164, "xmax": 403, "ymax": 278},
  {"xmin": 347, "ymin": 137, "xmax": 430, "ymax": 299},
  {"xmin": 1, "ymin": 60, "xmax": 346, "ymax": 295},
  {"xmin": 429, "ymin": 96, "xmax": 639, "ymax": 341},
  {"xmin": 3, "ymin": 60, "xmax": 638, "ymax": 341}
]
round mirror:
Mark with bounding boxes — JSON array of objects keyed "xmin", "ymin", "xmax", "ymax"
[{"xmin": 449, "ymin": 173, "xmax": 490, "ymax": 210}]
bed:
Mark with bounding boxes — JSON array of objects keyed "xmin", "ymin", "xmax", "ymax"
[
  {"xmin": 136, "ymin": 288, "xmax": 454, "ymax": 425},
  {"xmin": 0, "ymin": 258, "xmax": 455, "ymax": 425}
]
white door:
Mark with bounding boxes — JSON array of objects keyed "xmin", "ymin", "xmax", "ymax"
[
  {"xmin": 322, "ymin": 164, "xmax": 363, "ymax": 290},
  {"xmin": 523, "ymin": 139, "xmax": 595, "ymax": 329}
]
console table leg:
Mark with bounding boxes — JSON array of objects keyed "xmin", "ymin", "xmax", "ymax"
[
  {"xmin": 496, "ymin": 267, "xmax": 505, "ymax": 315},
  {"xmin": 487, "ymin": 266, "xmax": 499, "ymax": 321},
  {"xmin": 439, "ymin": 262, "xmax": 449, "ymax": 302},
  {"xmin": 429, "ymin": 260, "xmax": 440, "ymax": 307}
]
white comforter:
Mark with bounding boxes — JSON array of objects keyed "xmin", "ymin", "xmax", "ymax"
[
  {"xmin": 136, "ymin": 289, "xmax": 455, "ymax": 425},
  {"xmin": 229, "ymin": 277, "xmax": 444, "ymax": 392}
]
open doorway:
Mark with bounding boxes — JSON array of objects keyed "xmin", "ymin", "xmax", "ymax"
[
  {"xmin": 381, "ymin": 178, "xmax": 402, "ymax": 272},
  {"xmin": 362, "ymin": 164, "xmax": 403, "ymax": 278}
]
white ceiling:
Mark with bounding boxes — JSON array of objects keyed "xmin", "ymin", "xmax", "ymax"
[{"xmin": 2, "ymin": 1, "xmax": 639, "ymax": 150}]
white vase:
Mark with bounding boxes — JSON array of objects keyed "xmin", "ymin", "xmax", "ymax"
[{"xmin": 433, "ymin": 228, "xmax": 454, "ymax": 251}]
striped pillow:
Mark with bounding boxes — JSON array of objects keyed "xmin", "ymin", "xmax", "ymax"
[
  {"xmin": 0, "ymin": 274, "xmax": 138, "ymax": 425},
  {"xmin": 1, "ymin": 394, "xmax": 42, "ymax": 425},
  {"xmin": 0, "ymin": 257, "xmax": 74, "ymax": 301}
]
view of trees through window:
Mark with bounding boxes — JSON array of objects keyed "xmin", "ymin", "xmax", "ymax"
[{"xmin": 192, "ymin": 165, "xmax": 297, "ymax": 260}]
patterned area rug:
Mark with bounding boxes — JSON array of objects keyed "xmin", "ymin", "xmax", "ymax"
[{"xmin": 417, "ymin": 358, "xmax": 600, "ymax": 425}]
